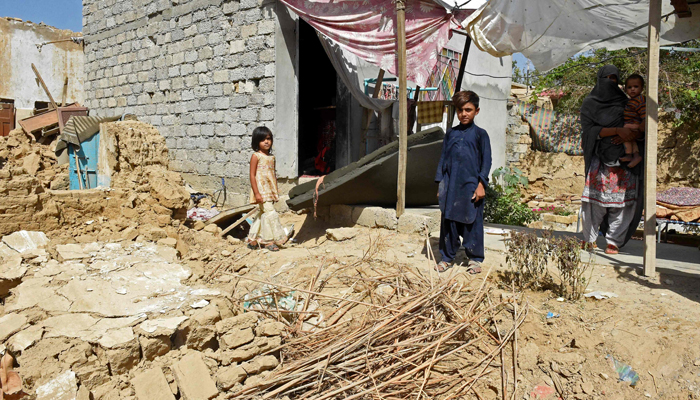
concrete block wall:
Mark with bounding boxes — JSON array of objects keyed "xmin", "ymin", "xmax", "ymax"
[
  {"xmin": 82, "ymin": 0, "xmax": 277, "ymax": 205},
  {"xmin": 505, "ymin": 101, "xmax": 532, "ymax": 168}
]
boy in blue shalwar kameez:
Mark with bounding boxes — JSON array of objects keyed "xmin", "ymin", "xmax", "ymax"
[{"xmin": 434, "ymin": 91, "xmax": 492, "ymax": 274}]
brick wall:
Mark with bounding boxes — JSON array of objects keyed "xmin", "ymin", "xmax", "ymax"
[
  {"xmin": 82, "ymin": 0, "xmax": 277, "ymax": 204},
  {"xmin": 505, "ymin": 100, "xmax": 532, "ymax": 168}
]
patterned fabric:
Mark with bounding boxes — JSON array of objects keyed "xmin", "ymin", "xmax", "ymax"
[
  {"xmin": 657, "ymin": 187, "xmax": 700, "ymax": 207},
  {"xmin": 418, "ymin": 101, "xmax": 446, "ymax": 124},
  {"xmin": 246, "ymin": 202, "xmax": 290, "ymax": 246},
  {"xmin": 249, "ymin": 152, "xmax": 279, "ymax": 204},
  {"xmin": 624, "ymin": 94, "xmax": 646, "ymax": 125},
  {"xmin": 279, "ymin": 0, "xmax": 469, "ymax": 86},
  {"xmin": 582, "ymin": 157, "xmax": 637, "ymax": 207},
  {"xmin": 515, "ymin": 99, "xmax": 583, "ymax": 155}
]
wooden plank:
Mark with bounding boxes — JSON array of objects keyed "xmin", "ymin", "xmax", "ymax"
[
  {"xmin": 447, "ymin": 35, "xmax": 473, "ymax": 128},
  {"xmin": 205, "ymin": 203, "xmax": 256, "ymax": 226},
  {"xmin": 413, "ymin": 86, "xmax": 421, "ymax": 132},
  {"xmin": 360, "ymin": 69, "xmax": 386, "ymax": 157},
  {"xmin": 31, "ymin": 64, "xmax": 58, "ymax": 110},
  {"xmin": 18, "ymin": 110, "xmax": 58, "ymax": 133},
  {"xmin": 220, "ymin": 208, "xmax": 258, "ymax": 237},
  {"xmin": 61, "ymin": 76, "xmax": 68, "ymax": 106},
  {"xmin": 396, "ymin": 0, "xmax": 408, "ymax": 218},
  {"xmin": 644, "ymin": 0, "xmax": 661, "ymax": 277}
]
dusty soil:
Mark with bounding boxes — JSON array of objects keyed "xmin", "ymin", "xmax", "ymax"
[{"xmin": 229, "ymin": 212, "xmax": 700, "ymax": 400}]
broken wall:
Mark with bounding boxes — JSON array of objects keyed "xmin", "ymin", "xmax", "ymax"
[
  {"xmin": 0, "ymin": 18, "xmax": 85, "ymax": 122},
  {"xmin": 82, "ymin": 0, "xmax": 280, "ymax": 206}
]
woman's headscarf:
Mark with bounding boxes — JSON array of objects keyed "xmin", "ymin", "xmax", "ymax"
[{"xmin": 580, "ymin": 65, "xmax": 628, "ymax": 173}]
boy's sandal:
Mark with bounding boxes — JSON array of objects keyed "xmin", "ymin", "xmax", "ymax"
[
  {"xmin": 265, "ymin": 244, "xmax": 280, "ymax": 252},
  {"xmin": 434, "ymin": 261, "xmax": 453, "ymax": 273},
  {"xmin": 604, "ymin": 244, "xmax": 619, "ymax": 255},
  {"xmin": 466, "ymin": 260, "xmax": 482, "ymax": 275}
]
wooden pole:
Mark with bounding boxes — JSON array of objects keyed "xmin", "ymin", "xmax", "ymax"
[
  {"xmin": 31, "ymin": 64, "xmax": 58, "ymax": 110},
  {"xmin": 447, "ymin": 35, "xmax": 472, "ymax": 127},
  {"xmin": 61, "ymin": 77, "xmax": 69, "ymax": 106},
  {"xmin": 643, "ymin": 0, "xmax": 661, "ymax": 277},
  {"xmin": 396, "ymin": 0, "xmax": 408, "ymax": 217},
  {"xmin": 413, "ymin": 85, "xmax": 421, "ymax": 133},
  {"xmin": 360, "ymin": 69, "xmax": 385, "ymax": 157}
]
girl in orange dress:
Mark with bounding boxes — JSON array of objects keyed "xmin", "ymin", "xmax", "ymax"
[{"xmin": 247, "ymin": 127, "xmax": 294, "ymax": 251}]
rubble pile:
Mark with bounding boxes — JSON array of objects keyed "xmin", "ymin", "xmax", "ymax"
[
  {"xmin": 0, "ymin": 121, "xmax": 190, "ymax": 238},
  {"xmin": 0, "ymin": 232, "xmax": 284, "ymax": 400}
]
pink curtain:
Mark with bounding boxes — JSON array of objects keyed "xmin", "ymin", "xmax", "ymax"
[{"xmin": 280, "ymin": 0, "xmax": 466, "ymax": 87}]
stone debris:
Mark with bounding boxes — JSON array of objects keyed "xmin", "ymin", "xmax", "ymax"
[
  {"xmin": 0, "ymin": 312, "xmax": 28, "ymax": 342},
  {"xmin": 0, "ymin": 254, "xmax": 27, "ymax": 296},
  {"xmin": 171, "ymin": 352, "xmax": 219, "ymax": 400},
  {"xmin": 133, "ymin": 367, "xmax": 176, "ymax": 400},
  {"xmin": 1, "ymin": 230, "xmax": 49, "ymax": 253},
  {"xmin": 35, "ymin": 370, "xmax": 78, "ymax": 400},
  {"xmin": 326, "ymin": 227, "xmax": 360, "ymax": 241}
]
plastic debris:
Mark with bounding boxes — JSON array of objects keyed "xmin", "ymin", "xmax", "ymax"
[
  {"xmin": 243, "ymin": 285, "xmax": 298, "ymax": 312},
  {"xmin": 546, "ymin": 312, "xmax": 560, "ymax": 319},
  {"xmin": 556, "ymin": 297, "xmax": 565, "ymax": 302},
  {"xmin": 191, "ymin": 299, "xmax": 209, "ymax": 309},
  {"xmin": 584, "ymin": 291, "xmax": 618, "ymax": 300},
  {"xmin": 606, "ymin": 354, "xmax": 640, "ymax": 386},
  {"xmin": 530, "ymin": 384, "xmax": 556, "ymax": 399}
]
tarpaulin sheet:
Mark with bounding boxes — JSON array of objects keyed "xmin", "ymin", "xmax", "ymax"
[
  {"xmin": 463, "ymin": 1, "xmax": 700, "ymax": 71},
  {"xmin": 515, "ymin": 100, "xmax": 583, "ymax": 156},
  {"xmin": 280, "ymin": 0, "xmax": 469, "ymax": 86}
]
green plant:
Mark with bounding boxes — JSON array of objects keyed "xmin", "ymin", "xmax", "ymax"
[
  {"xmin": 484, "ymin": 167, "xmax": 536, "ymax": 227},
  {"xmin": 551, "ymin": 236, "xmax": 594, "ymax": 300}
]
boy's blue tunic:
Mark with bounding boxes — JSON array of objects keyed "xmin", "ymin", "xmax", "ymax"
[{"xmin": 435, "ymin": 122, "xmax": 492, "ymax": 224}]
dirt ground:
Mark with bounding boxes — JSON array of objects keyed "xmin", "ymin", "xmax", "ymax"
[{"xmin": 234, "ymin": 212, "xmax": 700, "ymax": 400}]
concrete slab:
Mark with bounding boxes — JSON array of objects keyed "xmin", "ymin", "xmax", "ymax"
[
  {"xmin": 1, "ymin": 230, "xmax": 49, "ymax": 253},
  {"xmin": 133, "ymin": 367, "xmax": 176, "ymax": 400},
  {"xmin": 35, "ymin": 370, "xmax": 78, "ymax": 400},
  {"xmin": 171, "ymin": 352, "xmax": 219, "ymax": 400},
  {"xmin": 137, "ymin": 316, "xmax": 189, "ymax": 337},
  {"xmin": 0, "ymin": 313, "xmax": 28, "ymax": 342}
]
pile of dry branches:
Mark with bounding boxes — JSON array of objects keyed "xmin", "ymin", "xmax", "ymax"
[{"xmin": 228, "ymin": 266, "xmax": 528, "ymax": 400}]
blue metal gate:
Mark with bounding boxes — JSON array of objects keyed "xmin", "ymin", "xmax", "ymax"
[{"xmin": 68, "ymin": 132, "xmax": 100, "ymax": 190}]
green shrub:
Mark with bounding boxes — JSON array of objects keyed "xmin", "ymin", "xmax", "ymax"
[{"xmin": 484, "ymin": 167, "xmax": 536, "ymax": 227}]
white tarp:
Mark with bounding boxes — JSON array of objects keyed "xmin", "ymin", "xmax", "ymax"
[{"xmin": 463, "ymin": 0, "xmax": 700, "ymax": 71}]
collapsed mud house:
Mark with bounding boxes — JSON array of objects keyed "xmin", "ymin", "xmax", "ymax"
[
  {"xmin": 81, "ymin": 0, "xmax": 511, "ymax": 207},
  {"xmin": 0, "ymin": 17, "xmax": 85, "ymax": 134}
]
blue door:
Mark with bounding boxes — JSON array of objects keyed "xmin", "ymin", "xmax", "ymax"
[{"xmin": 68, "ymin": 132, "xmax": 99, "ymax": 190}]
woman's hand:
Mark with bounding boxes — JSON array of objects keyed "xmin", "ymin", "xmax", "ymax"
[{"xmin": 611, "ymin": 127, "xmax": 639, "ymax": 144}]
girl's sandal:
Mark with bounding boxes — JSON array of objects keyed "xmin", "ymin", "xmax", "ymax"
[
  {"xmin": 265, "ymin": 244, "xmax": 280, "ymax": 252},
  {"xmin": 604, "ymin": 244, "xmax": 619, "ymax": 255},
  {"xmin": 247, "ymin": 243, "xmax": 258, "ymax": 250},
  {"xmin": 434, "ymin": 261, "xmax": 453, "ymax": 273}
]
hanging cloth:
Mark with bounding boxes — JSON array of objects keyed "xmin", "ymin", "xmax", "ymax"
[
  {"xmin": 280, "ymin": 0, "xmax": 470, "ymax": 87},
  {"xmin": 418, "ymin": 101, "xmax": 446, "ymax": 124}
]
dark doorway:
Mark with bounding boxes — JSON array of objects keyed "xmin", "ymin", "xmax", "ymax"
[{"xmin": 298, "ymin": 20, "xmax": 337, "ymax": 176}]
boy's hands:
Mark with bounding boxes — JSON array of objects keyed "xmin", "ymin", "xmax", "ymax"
[{"xmin": 472, "ymin": 182, "xmax": 485, "ymax": 202}]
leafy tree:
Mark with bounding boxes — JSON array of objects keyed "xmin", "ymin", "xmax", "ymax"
[{"xmin": 525, "ymin": 40, "xmax": 700, "ymax": 138}]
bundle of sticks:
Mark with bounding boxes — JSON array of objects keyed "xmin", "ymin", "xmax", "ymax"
[{"xmin": 227, "ymin": 265, "xmax": 528, "ymax": 400}]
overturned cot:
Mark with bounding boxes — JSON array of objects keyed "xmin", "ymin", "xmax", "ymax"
[{"xmin": 287, "ymin": 127, "xmax": 445, "ymax": 211}]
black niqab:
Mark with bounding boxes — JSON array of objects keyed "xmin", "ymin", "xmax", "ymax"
[{"xmin": 580, "ymin": 65, "xmax": 628, "ymax": 173}]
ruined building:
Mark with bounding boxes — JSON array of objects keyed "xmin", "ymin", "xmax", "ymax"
[
  {"xmin": 0, "ymin": 17, "xmax": 84, "ymax": 134},
  {"xmin": 82, "ymin": 0, "xmax": 511, "ymax": 207}
]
